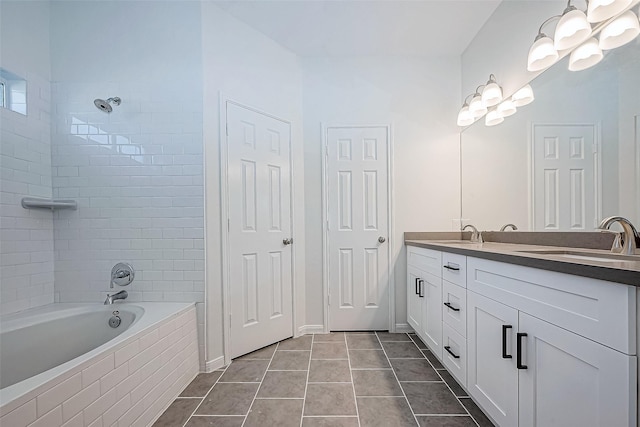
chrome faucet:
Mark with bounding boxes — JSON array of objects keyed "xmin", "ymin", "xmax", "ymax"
[
  {"xmin": 500, "ymin": 223, "xmax": 518, "ymax": 231},
  {"xmin": 104, "ymin": 290, "xmax": 128, "ymax": 305},
  {"xmin": 463, "ymin": 224, "xmax": 483, "ymax": 243},
  {"xmin": 598, "ymin": 216, "xmax": 640, "ymax": 255}
]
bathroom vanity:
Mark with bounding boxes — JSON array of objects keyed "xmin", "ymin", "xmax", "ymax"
[{"xmin": 405, "ymin": 234, "xmax": 639, "ymax": 427}]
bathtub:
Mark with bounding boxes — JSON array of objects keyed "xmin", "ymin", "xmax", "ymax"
[{"xmin": 0, "ymin": 302, "xmax": 199, "ymax": 427}]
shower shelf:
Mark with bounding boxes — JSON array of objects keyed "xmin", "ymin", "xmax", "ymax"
[{"xmin": 21, "ymin": 197, "xmax": 78, "ymax": 211}]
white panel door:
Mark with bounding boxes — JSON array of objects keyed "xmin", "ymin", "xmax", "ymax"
[
  {"xmin": 327, "ymin": 127, "xmax": 389, "ymax": 330},
  {"xmin": 406, "ymin": 266, "xmax": 423, "ymax": 332},
  {"xmin": 532, "ymin": 124, "xmax": 598, "ymax": 230},
  {"xmin": 227, "ymin": 102, "xmax": 293, "ymax": 358},
  {"xmin": 518, "ymin": 312, "xmax": 636, "ymax": 427},
  {"xmin": 420, "ymin": 272, "xmax": 443, "ymax": 359},
  {"xmin": 467, "ymin": 290, "xmax": 518, "ymax": 427}
]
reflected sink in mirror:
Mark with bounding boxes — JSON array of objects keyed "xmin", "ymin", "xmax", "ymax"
[
  {"xmin": 432, "ymin": 240, "xmax": 479, "ymax": 244},
  {"xmin": 516, "ymin": 250, "xmax": 640, "ymax": 263}
]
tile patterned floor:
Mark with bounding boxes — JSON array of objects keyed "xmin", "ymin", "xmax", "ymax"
[{"xmin": 153, "ymin": 332, "xmax": 495, "ymax": 427}]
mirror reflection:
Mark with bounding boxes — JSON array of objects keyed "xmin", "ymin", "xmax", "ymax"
[{"xmin": 461, "ymin": 38, "xmax": 640, "ymax": 231}]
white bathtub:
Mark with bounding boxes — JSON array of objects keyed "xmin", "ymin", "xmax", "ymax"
[{"xmin": 0, "ymin": 302, "xmax": 199, "ymax": 427}]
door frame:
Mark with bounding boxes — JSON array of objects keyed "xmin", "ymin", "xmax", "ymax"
[
  {"xmin": 219, "ymin": 95, "xmax": 298, "ymax": 364},
  {"xmin": 321, "ymin": 124, "xmax": 395, "ymax": 333},
  {"xmin": 528, "ymin": 122, "xmax": 602, "ymax": 230}
]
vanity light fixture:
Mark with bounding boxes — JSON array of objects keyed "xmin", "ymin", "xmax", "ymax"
[
  {"xmin": 456, "ymin": 94, "xmax": 476, "ymax": 127},
  {"xmin": 598, "ymin": 9, "xmax": 640, "ymax": 49},
  {"xmin": 512, "ymin": 84, "xmax": 535, "ymax": 106},
  {"xmin": 569, "ymin": 37, "xmax": 604, "ymax": 70},
  {"xmin": 554, "ymin": 1, "xmax": 592, "ymax": 51},
  {"xmin": 468, "ymin": 86, "xmax": 488, "ymax": 118},
  {"xmin": 587, "ymin": 0, "xmax": 633, "ymax": 22},
  {"xmin": 485, "ymin": 109, "xmax": 504, "ymax": 126},
  {"xmin": 497, "ymin": 99, "xmax": 517, "ymax": 117},
  {"xmin": 481, "ymin": 74, "xmax": 503, "ymax": 107},
  {"xmin": 527, "ymin": 16, "xmax": 561, "ymax": 71}
]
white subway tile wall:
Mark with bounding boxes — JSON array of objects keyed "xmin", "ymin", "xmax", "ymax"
[
  {"xmin": 0, "ymin": 71, "xmax": 55, "ymax": 315},
  {"xmin": 51, "ymin": 81, "xmax": 204, "ymax": 306},
  {"xmin": 0, "ymin": 306, "xmax": 199, "ymax": 427}
]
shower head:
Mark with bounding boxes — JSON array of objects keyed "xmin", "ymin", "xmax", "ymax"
[{"xmin": 94, "ymin": 97, "xmax": 121, "ymax": 113}]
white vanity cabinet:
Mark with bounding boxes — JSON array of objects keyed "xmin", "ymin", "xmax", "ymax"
[
  {"xmin": 406, "ymin": 246, "xmax": 443, "ymax": 359},
  {"xmin": 406, "ymin": 243, "xmax": 638, "ymax": 427}
]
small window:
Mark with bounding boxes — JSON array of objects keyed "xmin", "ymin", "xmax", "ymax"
[{"xmin": 0, "ymin": 68, "xmax": 27, "ymax": 115}]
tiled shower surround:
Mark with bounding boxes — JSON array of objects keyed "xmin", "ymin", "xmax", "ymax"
[
  {"xmin": 0, "ymin": 72, "xmax": 55, "ymax": 315},
  {"xmin": 51, "ymin": 81, "xmax": 204, "ymax": 304}
]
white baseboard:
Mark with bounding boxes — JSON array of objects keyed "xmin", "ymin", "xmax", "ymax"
[
  {"xmin": 395, "ymin": 323, "xmax": 414, "ymax": 333},
  {"xmin": 205, "ymin": 356, "xmax": 225, "ymax": 372},
  {"xmin": 298, "ymin": 324, "xmax": 325, "ymax": 335}
]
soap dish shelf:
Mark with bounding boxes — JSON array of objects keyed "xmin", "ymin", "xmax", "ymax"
[{"xmin": 21, "ymin": 197, "xmax": 77, "ymax": 211}]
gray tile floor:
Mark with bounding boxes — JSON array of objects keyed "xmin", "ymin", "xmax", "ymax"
[{"xmin": 154, "ymin": 332, "xmax": 495, "ymax": 427}]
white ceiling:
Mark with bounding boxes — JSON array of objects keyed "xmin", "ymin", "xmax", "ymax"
[{"xmin": 213, "ymin": 0, "xmax": 502, "ymax": 57}]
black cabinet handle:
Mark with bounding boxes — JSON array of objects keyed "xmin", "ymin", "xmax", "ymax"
[
  {"xmin": 415, "ymin": 278, "xmax": 420, "ymax": 295},
  {"xmin": 419, "ymin": 280, "xmax": 424, "ymax": 298},
  {"xmin": 444, "ymin": 346, "xmax": 460, "ymax": 359},
  {"xmin": 502, "ymin": 325, "xmax": 512, "ymax": 359},
  {"xmin": 443, "ymin": 264, "xmax": 460, "ymax": 271},
  {"xmin": 516, "ymin": 332, "xmax": 528, "ymax": 369},
  {"xmin": 443, "ymin": 302, "xmax": 460, "ymax": 312}
]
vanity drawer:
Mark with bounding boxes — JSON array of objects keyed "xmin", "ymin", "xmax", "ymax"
[
  {"xmin": 407, "ymin": 246, "xmax": 442, "ymax": 278},
  {"xmin": 442, "ymin": 280, "xmax": 466, "ymax": 338},
  {"xmin": 442, "ymin": 322, "xmax": 467, "ymax": 388},
  {"xmin": 442, "ymin": 252, "xmax": 467, "ymax": 287},
  {"xmin": 467, "ymin": 257, "xmax": 636, "ymax": 354}
]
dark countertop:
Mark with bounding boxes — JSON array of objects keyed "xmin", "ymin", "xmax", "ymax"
[{"xmin": 405, "ymin": 237, "xmax": 640, "ymax": 286}]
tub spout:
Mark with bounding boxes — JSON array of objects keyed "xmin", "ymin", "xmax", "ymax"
[{"xmin": 104, "ymin": 290, "xmax": 128, "ymax": 305}]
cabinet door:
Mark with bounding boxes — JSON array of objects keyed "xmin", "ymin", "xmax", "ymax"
[
  {"xmin": 420, "ymin": 272, "xmax": 443, "ymax": 359},
  {"xmin": 467, "ymin": 291, "xmax": 518, "ymax": 427},
  {"xmin": 407, "ymin": 266, "xmax": 423, "ymax": 332},
  {"xmin": 518, "ymin": 312, "xmax": 637, "ymax": 427}
]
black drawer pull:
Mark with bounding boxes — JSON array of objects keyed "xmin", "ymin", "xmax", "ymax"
[
  {"xmin": 443, "ymin": 264, "xmax": 460, "ymax": 271},
  {"xmin": 517, "ymin": 332, "xmax": 528, "ymax": 369},
  {"xmin": 415, "ymin": 278, "xmax": 420, "ymax": 295},
  {"xmin": 502, "ymin": 325, "xmax": 512, "ymax": 359},
  {"xmin": 443, "ymin": 302, "xmax": 460, "ymax": 312},
  {"xmin": 444, "ymin": 346, "xmax": 460, "ymax": 359},
  {"xmin": 418, "ymin": 280, "xmax": 424, "ymax": 298}
]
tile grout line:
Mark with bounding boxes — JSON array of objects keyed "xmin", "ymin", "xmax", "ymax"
[
  {"xmin": 241, "ymin": 341, "xmax": 281, "ymax": 427},
  {"xmin": 375, "ymin": 332, "xmax": 420, "ymax": 426},
  {"xmin": 182, "ymin": 364, "xmax": 232, "ymax": 427},
  {"xmin": 299, "ymin": 334, "xmax": 314, "ymax": 427},
  {"xmin": 410, "ymin": 334, "xmax": 483, "ymax": 427},
  {"xmin": 344, "ymin": 333, "xmax": 363, "ymax": 427}
]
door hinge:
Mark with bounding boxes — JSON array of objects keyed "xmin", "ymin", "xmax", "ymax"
[
  {"xmin": 226, "ymin": 123, "xmax": 229, "ymax": 136},
  {"xmin": 327, "ymin": 291, "xmax": 331, "ymax": 306}
]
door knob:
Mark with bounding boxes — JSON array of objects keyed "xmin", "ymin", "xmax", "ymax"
[
  {"xmin": 283, "ymin": 238, "xmax": 293, "ymax": 245},
  {"xmin": 378, "ymin": 236, "xmax": 386, "ymax": 243}
]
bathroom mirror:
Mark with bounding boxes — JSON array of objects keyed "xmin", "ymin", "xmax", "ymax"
[
  {"xmin": 461, "ymin": 37, "xmax": 640, "ymax": 231},
  {"xmin": 0, "ymin": 68, "xmax": 27, "ymax": 115}
]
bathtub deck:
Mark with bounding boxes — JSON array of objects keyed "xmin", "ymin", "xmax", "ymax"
[{"xmin": 154, "ymin": 332, "xmax": 494, "ymax": 427}]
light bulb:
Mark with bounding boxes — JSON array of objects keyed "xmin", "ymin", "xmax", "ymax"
[
  {"xmin": 469, "ymin": 94, "xmax": 487, "ymax": 118},
  {"xmin": 554, "ymin": 8, "xmax": 592, "ymax": 51},
  {"xmin": 485, "ymin": 109, "xmax": 504, "ymax": 126},
  {"xmin": 599, "ymin": 10, "xmax": 640, "ymax": 50},
  {"xmin": 512, "ymin": 84, "xmax": 535, "ymax": 107},
  {"xmin": 457, "ymin": 105, "xmax": 474, "ymax": 127},
  {"xmin": 528, "ymin": 35, "xmax": 559, "ymax": 71},
  {"xmin": 587, "ymin": 0, "xmax": 632, "ymax": 23},
  {"xmin": 481, "ymin": 75, "xmax": 503, "ymax": 108},
  {"xmin": 497, "ymin": 99, "xmax": 517, "ymax": 117},
  {"xmin": 569, "ymin": 37, "xmax": 604, "ymax": 71}
]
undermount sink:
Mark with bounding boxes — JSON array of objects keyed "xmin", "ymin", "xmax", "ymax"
[{"xmin": 516, "ymin": 250, "xmax": 640, "ymax": 263}]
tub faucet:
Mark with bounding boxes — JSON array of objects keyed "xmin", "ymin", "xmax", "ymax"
[
  {"xmin": 598, "ymin": 216, "xmax": 640, "ymax": 255},
  {"xmin": 104, "ymin": 290, "xmax": 128, "ymax": 305},
  {"xmin": 463, "ymin": 224, "xmax": 483, "ymax": 243},
  {"xmin": 500, "ymin": 223, "xmax": 518, "ymax": 231}
]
